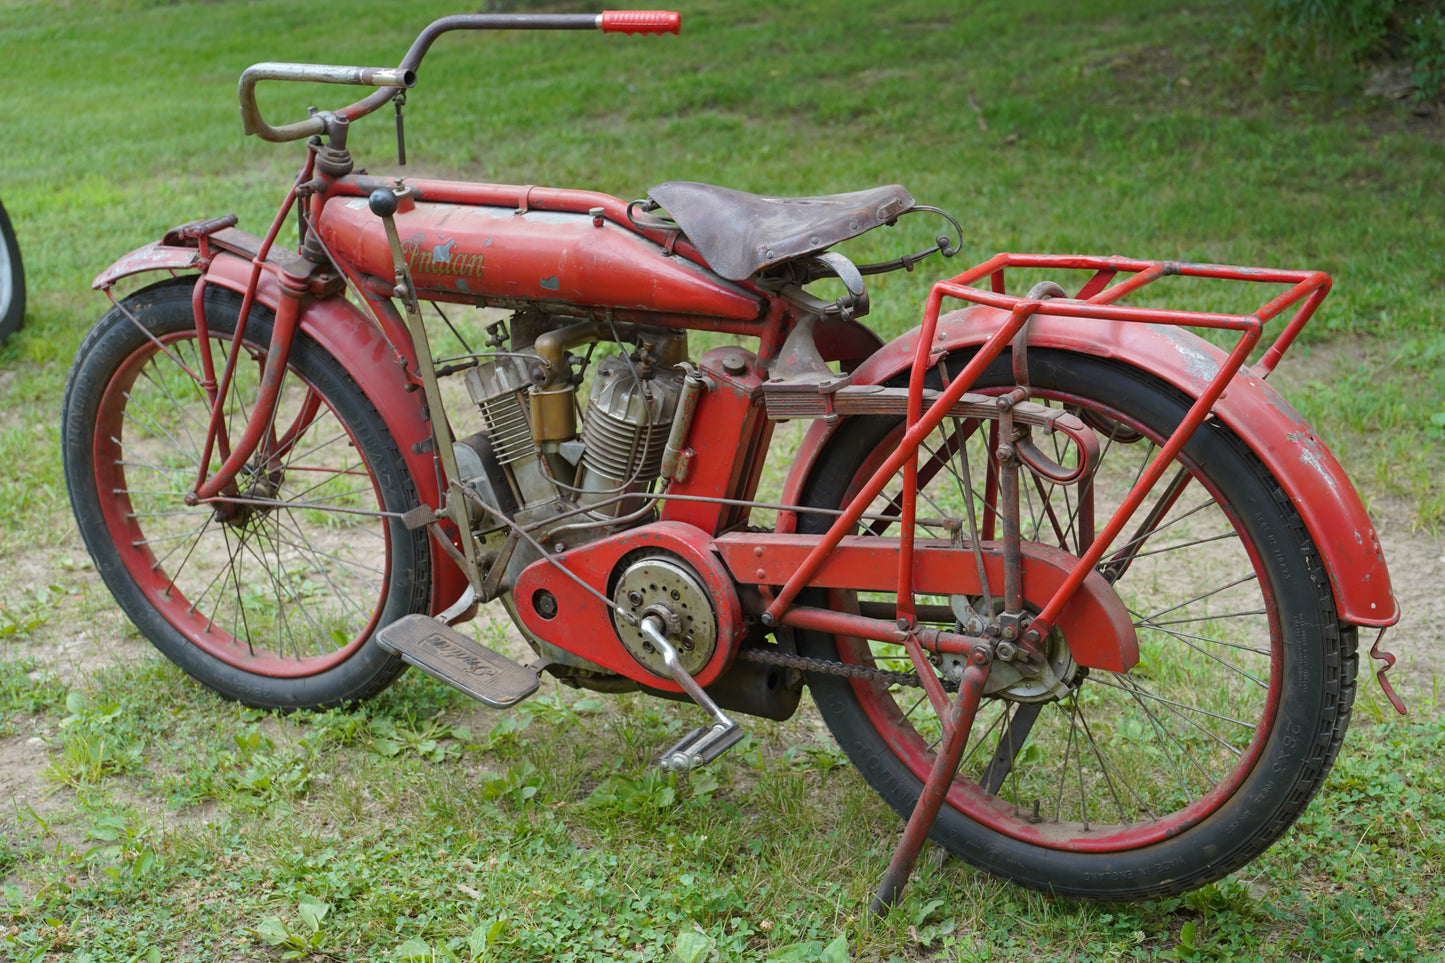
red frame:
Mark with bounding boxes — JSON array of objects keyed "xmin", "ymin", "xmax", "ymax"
[{"xmin": 94, "ymin": 227, "xmax": 1401, "ymax": 676}]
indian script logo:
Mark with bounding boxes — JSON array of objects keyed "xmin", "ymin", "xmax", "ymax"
[{"xmin": 402, "ymin": 235, "xmax": 485, "ymax": 279}]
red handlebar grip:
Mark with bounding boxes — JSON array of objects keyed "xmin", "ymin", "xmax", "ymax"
[{"xmin": 600, "ymin": 10, "xmax": 681, "ymax": 34}]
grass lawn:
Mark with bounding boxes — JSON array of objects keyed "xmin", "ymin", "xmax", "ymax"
[{"xmin": 1, "ymin": 0, "xmax": 1442, "ymax": 960}]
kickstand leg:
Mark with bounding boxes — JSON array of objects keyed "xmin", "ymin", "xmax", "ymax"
[{"xmin": 871, "ymin": 651, "xmax": 991, "ymax": 915}]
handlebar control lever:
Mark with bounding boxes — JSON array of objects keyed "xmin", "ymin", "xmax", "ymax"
[
  {"xmin": 369, "ymin": 187, "xmax": 413, "ymax": 298},
  {"xmin": 368, "ymin": 185, "xmax": 483, "ymax": 587}
]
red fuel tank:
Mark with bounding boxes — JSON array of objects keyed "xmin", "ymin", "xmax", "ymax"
[{"xmin": 315, "ymin": 195, "xmax": 763, "ymax": 322}]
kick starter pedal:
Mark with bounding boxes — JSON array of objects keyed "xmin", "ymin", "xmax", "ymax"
[
  {"xmin": 638, "ymin": 616, "xmax": 745, "ymax": 772},
  {"xmin": 376, "ymin": 614, "xmax": 539, "ymax": 709}
]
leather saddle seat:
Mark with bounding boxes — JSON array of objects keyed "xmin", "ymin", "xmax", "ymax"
[{"xmin": 646, "ymin": 180, "xmax": 915, "ymax": 282}]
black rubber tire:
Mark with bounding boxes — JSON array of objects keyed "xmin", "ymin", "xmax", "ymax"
[
  {"xmin": 0, "ymin": 199, "xmax": 25, "ymax": 345},
  {"xmin": 797, "ymin": 349, "xmax": 1357, "ymax": 901},
  {"xmin": 63, "ymin": 277, "xmax": 431, "ymax": 709}
]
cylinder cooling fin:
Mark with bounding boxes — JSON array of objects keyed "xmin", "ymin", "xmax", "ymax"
[
  {"xmin": 576, "ymin": 355, "xmax": 684, "ymax": 512},
  {"xmin": 465, "ymin": 356, "xmax": 535, "ymax": 467}
]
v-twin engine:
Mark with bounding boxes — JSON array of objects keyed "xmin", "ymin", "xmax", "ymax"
[{"xmin": 451, "ymin": 339, "xmax": 687, "ymax": 553}]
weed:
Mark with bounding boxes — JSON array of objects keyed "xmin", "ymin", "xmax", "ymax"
[
  {"xmin": 80, "ymin": 812, "xmax": 161, "ymax": 896},
  {"xmin": 584, "ymin": 769, "xmax": 679, "ymax": 817},
  {"xmin": 475, "ymin": 762, "xmax": 544, "ymax": 810},
  {"xmin": 366, "ymin": 716, "xmax": 467, "ymax": 764},
  {"xmin": 226, "ymin": 725, "xmax": 313, "ymax": 808},
  {"xmin": 0, "ymin": 659, "xmax": 66, "ymax": 734},
  {"xmin": 252, "ymin": 895, "xmax": 336, "ymax": 960},
  {"xmin": 0, "ymin": 585, "xmax": 64, "ymax": 640},
  {"xmin": 45, "ymin": 692, "xmax": 147, "ymax": 788}
]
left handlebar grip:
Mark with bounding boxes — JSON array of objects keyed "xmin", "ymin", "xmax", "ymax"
[{"xmin": 599, "ymin": 10, "xmax": 681, "ymax": 34}]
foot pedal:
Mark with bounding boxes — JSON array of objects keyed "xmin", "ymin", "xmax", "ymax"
[
  {"xmin": 659, "ymin": 720, "xmax": 745, "ymax": 773},
  {"xmin": 635, "ymin": 615, "xmax": 747, "ymax": 773},
  {"xmin": 376, "ymin": 614, "xmax": 539, "ymax": 709}
]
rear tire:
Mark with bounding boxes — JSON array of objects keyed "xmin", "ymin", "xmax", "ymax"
[
  {"xmin": 797, "ymin": 349, "xmax": 1357, "ymax": 900},
  {"xmin": 63, "ymin": 277, "xmax": 432, "ymax": 708}
]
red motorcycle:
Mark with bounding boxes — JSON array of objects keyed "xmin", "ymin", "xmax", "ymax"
[{"xmin": 62, "ymin": 12, "xmax": 1403, "ymax": 909}]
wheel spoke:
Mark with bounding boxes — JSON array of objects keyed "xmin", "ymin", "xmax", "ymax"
[
  {"xmin": 1088, "ymin": 675, "xmax": 1256, "ymax": 736},
  {"xmin": 1072, "ymin": 693, "xmax": 1146, "ymax": 822},
  {"xmin": 1134, "ymin": 573, "xmax": 1261, "ymax": 623}
]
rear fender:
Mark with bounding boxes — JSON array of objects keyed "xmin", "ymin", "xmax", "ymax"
[
  {"xmin": 783, "ymin": 305, "xmax": 1397, "ymax": 628},
  {"xmin": 95, "ymin": 242, "xmax": 468, "ymax": 614}
]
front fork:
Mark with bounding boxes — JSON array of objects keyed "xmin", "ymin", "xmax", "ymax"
[
  {"xmin": 181, "ymin": 154, "xmax": 331, "ymax": 512},
  {"xmin": 177, "ymin": 172, "xmax": 476, "ymax": 602}
]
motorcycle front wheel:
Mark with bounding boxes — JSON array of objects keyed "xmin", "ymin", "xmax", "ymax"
[
  {"xmin": 797, "ymin": 349, "xmax": 1357, "ymax": 901},
  {"xmin": 63, "ymin": 277, "xmax": 432, "ymax": 708}
]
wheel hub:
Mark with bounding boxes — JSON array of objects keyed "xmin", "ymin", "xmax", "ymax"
[
  {"xmin": 948, "ymin": 597, "xmax": 1080, "ymax": 703},
  {"xmin": 213, "ymin": 461, "xmax": 284, "ymax": 526}
]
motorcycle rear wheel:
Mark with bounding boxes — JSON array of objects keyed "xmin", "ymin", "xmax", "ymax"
[
  {"xmin": 797, "ymin": 349, "xmax": 1357, "ymax": 901},
  {"xmin": 63, "ymin": 277, "xmax": 432, "ymax": 708}
]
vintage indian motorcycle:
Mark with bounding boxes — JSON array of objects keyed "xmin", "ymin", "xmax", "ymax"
[{"xmin": 61, "ymin": 12, "xmax": 1404, "ymax": 909}]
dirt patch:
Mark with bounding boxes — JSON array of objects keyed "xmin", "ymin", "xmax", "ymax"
[
  {"xmin": 1358, "ymin": 493, "xmax": 1443, "ymax": 690},
  {"xmin": 0, "ymin": 732, "xmax": 60, "ymax": 821},
  {"xmin": 5, "ymin": 544, "xmax": 154, "ymax": 687}
]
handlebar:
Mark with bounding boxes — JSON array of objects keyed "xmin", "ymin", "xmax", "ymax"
[
  {"xmin": 239, "ymin": 65, "xmax": 416, "ymax": 142},
  {"xmin": 238, "ymin": 11, "xmax": 681, "ymax": 144}
]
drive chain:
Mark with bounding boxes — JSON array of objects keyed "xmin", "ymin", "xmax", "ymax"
[{"xmin": 739, "ymin": 645, "xmax": 949, "ymax": 690}]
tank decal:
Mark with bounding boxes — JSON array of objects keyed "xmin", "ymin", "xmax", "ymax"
[{"xmin": 400, "ymin": 233, "xmax": 486, "ymax": 280}]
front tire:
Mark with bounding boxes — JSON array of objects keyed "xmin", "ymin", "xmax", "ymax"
[
  {"xmin": 63, "ymin": 278, "xmax": 432, "ymax": 709},
  {"xmin": 798, "ymin": 349, "xmax": 1357, "ymax": 900}
]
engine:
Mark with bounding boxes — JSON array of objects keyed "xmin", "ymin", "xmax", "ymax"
[{"xmin": 450, "ymin": 319, "xmax": 690, "ymax": 565}]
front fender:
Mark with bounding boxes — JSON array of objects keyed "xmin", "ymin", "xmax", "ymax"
[
  {"xmin": 94, "ymin": 240, "xmax": 469, "ymax": 615},
  {"xmin": 783, "ymin": 305, "xmax": 1398, "ymax": 628},
  {"xmin": 92, "ymin": 241, "xmax": 199, "ymax": 289}
]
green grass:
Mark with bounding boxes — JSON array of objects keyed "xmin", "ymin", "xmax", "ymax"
[
  {"xmin": 1, "ymin": 0, "xmax": 1443, "ymax": 959},
  {"xmin": 4, "ymin": 661, "xmax": 1444, "ymax": 961}
]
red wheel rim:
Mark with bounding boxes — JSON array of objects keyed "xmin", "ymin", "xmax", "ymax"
[{"xmin": 90, "ymin": 329, "xmax": 392, "ymax": 677}]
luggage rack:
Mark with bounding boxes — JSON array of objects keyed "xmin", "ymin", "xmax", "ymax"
[
  {"xmin": 761, "ymin": 251, "xmax": 1333, "ymax": 635},
  {"xmin": 933, "ymin": 251, "xmax": 1332, "ymax": 376}
]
